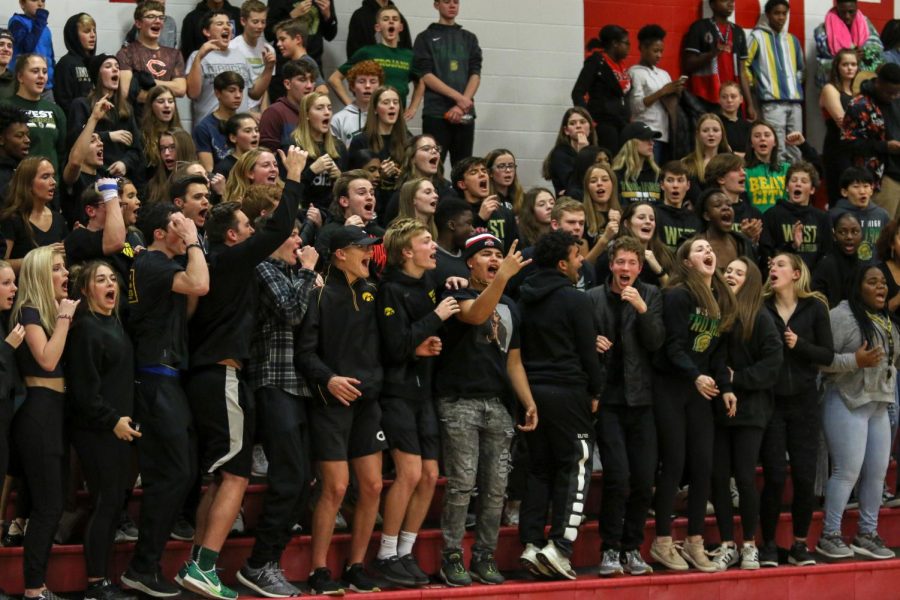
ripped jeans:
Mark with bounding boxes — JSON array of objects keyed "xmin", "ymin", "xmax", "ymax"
[{"xmin": 437, "ymin": 396, "xmax": 514, "ymax": 556}]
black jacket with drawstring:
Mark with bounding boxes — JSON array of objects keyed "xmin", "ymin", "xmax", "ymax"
[
  {"xmin": 296, "ymin": 267, "xmax": 382, "ymax": 405},
  {"xmin": 54, "ymin": 13, "xmax": 95, "ymax": 115},
  {"xmin": 760, "ymin": 199, "xmax": 832, "ymax": 272}
]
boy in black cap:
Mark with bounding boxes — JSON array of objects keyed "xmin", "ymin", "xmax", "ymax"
[
  {"xmin": 296, "ymin": 225, "xmax": 387, "ymax": 595},
  {"xmin": 433, "ymin": 234, "xmax": 537, "ymax": 587}
]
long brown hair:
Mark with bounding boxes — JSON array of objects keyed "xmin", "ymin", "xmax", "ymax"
[
  {"xmin": 619, "ymin": 200, "xmax": 673, "ymax": 273},
  {"xmin": 361, "ymin": 86, "xmax": 408, "ymax": 165},
  {"xmin": 87, "ymin": 56, "xmax": 132, "ymax": 121},
  {"xmin": 141, "ymin": 87, "xmax": 183, "ymax": 165},
  {"xmin": 681, "ymin": 113, "xmax": 732, "ymax": 182},
  {"xmin": 667, "ymin": 235, "xmax": 736, "ymax": 332},
  {"xmin": 583, "ymin": 163, "xmax": 622, "ymax": 238},
  {"xmin": 396, "ymin": 178, "xmax": 437, "ymax": 239},
  {"xmin": 486, "ymin": 148, "xmax": 524, "ymax": 212},
  {"xmin": 0, "ymin": 157, "xmax": 53, "ymax": 247},
  {"xmin": 728, "ymin": 257, "xmax": 762, "ymax": 341},
  {"xmin": 517, "ymin": 187, "xmax": 554, "ymax": 247},
  {"xmin": 542, "ymin": 107, "xmax": 598, "ymax": 179}
]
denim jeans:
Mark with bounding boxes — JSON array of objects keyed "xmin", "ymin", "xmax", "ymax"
[
  {"xmin": 437, "ymin": 396, "xmax": 514, "ymax": 556},
  {"xmin": 822, "ymin": 386, "xmax": 891, "ymax": 534}
]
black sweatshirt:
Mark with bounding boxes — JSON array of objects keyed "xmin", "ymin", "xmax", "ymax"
[
  {"xmin": 763, "ymin": 295, "xmax": 834, "ymax": 396},
  {"xmin": 760, "ymin": 200, "xmax": 832, "ymax": 272},
  {"xmin": 346, "ymin": 0, "xmax": 412, "ymax": 58},
  {"xmin": 465, "ymin": 195, "xmax": 519, "ymax": 253},
  {"xmin": 189, "ymin": 179, "xmax": 301, "ymax": 367},
  {"xmin": 376, "ymin": 267, "xmax": 443, "ymax": 401},
  {"xmin": 65, "ymin": 312, "xmax": 134, "ymax": 431},
  {"xmin": 571, "ymin": 51, "xmax": 629, "ymax": 131},
  {"xmin": 547, "ymin": 143, "xmax": 577, "ymax": 196},
  {"xmin": 655, "ymin": 203, "xmax": 702, "ymax": 252},
  {"xmin": 0, "ymin": 318, "xmax": 21, "ymax": 403},
  {"xmin": 717, "ymin": 309, "xmax": 782, "ymax": 428},
  {"xmin": 517, "ymin": 268, "xmax": 604, "ymax": 396},
  {"xmin": 296, "ymin": 269, "xmax": 382, "ymax": 404},
  {"xmin": 653, "ymin": 286, "xmax": 732, "ymax": 392},
  {"xmin": 68, "ymin": 98, "xmax": 144, "ymax": 183},
  {"xmin": 54, "ymin": 13, "xmax": 94, "ymax": 116},
  {"xmin": 812, "ymin": 251, "xmax": 862, "ymax": 309}
]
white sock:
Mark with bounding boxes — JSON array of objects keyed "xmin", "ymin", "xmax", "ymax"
[
  {"xmin": 397, "ymin": 530, "xmax": 417, "ymax": 557},
  {"xmin": 377, "ymin": 533, "xmax": 398, "ymax": 560}
]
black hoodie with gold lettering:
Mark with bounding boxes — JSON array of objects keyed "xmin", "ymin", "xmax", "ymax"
[{"xmin": 54, "ymin": 13, "xmax": 95, "ymax": 115}]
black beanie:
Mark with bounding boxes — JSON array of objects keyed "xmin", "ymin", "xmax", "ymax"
[{"xmin": 87, "ymin": 53, "xmax": 116, "ymax": 87}]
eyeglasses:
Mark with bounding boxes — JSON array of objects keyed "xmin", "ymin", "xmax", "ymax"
[
  {"xmin": 142, "ymin": 14, "xmax": 166, "ymax": 22},
  {"xmin": 493, "ymin": 163, "xmax": 517, "ymax": 172},
  {"xmin": 417, "ymin": 144, "xmax": 442, "ymax": 154}
]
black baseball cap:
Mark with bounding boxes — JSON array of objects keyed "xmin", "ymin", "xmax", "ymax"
[
  {"xmin": 329, "ymin": 225, "xmax": 382, "ymax": 253},
  {"xmin": 621, "ymin": 121, "xmax": 663, "ymax": 143}
]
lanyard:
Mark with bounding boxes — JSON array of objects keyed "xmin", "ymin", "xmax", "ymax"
[{"xmin": 868, "ymin": 311, "xmax": 895, "ymax": 378}]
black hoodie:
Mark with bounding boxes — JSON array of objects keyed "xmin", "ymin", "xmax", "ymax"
[
  {"xmin": 517, "ymin": 268, "xmax": 605, "ymax": 396},
  {"xmin": 376, "ymin": 267, "xmax": 444, "ymax": 401},
  {"xmin": 760, "ymin": 200, "xmax": 832, "ymax": 271},
  {"xmin": 346, "ymin": 0, "xmax": 413, "ymax": 58},
  {"xmin": 763, "ymin": 295, "xmax": 834, "ymax": 396},
  {"xmin": 54, "ymin": 13, "xmax": 95, "ymax": 115},
  {"xmin": 813, "ymin": 250, "xmax": 863, "ymax": 308},
  {"xmin": 655, "ymin": 203, "xmax": 702, "ymax": 252}
]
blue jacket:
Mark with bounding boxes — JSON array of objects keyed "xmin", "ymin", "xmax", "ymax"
[{"xmin": 9, "ymin": 10, "xmax": 55, "ymax": 89}]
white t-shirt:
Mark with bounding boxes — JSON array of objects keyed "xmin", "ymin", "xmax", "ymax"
[
  {"xmin": 186, "ymin": 48, "xmax": 253, "ymax": 125},
  {"xmin": 627, "ymin": 64, "xmax": 672, "ymax": 143},
  {"xmin": 228, "ymin": 35, "xmax": 275, "ymax": 111}
]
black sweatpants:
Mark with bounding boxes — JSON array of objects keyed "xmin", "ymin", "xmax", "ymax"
[
  {"xmin": 72, "ymin": 428, "xmax": 133, "ymax": 578},
  {"xmin": 759, "ymin": 391, "xmax": 820, "ymax": 542},
  {"xmin": 12, "ymin": 387, "xmax": 65, "ymax": 588},
  {"xmin": 653, "ymin": 374, "xmax": 715, "ymax": 537},
  {"xmin": 518, "ymin": 385, "xmax": 593, "ymax": 556},
  {"xmin": 130, "ymin": 373, "xmax": 197, "ymax": 576},
  {"xmin": 596, "ymin": 403, "xmax": 656, "ymax": 552},
  {"xmin": 0, "ymin": 394, "xmax": 12, "ymax": 482},
  {"xmin": 710, "ymin": 424, "xmax": 764, "ymax": 542},
  {"xmin": 248, "ymin": 387, "xmax": 312, "ymax": 567},
  {"xmin": 422, "ymin": 116, "xmax": 475, "ymax": 167}
]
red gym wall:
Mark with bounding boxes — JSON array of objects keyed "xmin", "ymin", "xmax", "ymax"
[{"xmin": 583, "ymin": 0, "xmax": 894, "ymax": 75}]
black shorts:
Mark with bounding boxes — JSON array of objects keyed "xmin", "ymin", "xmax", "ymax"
[
  {"xmin": 309, "ymin": 396, "xmax": 387, "ymax": 461},
  {"xmin": 380, "ymin": 396, "xmax": 440, "ymax": 460},
  {"xmin": 186, "ymin": 364, "xmax": 255, "ymax": 478}
]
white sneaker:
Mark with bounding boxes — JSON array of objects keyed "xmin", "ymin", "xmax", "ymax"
[
  {"xmin": 520, "ymin": 543, "xmax": 554, "ymax": 578},
  {"xmin": 711, "ymin": 543, "xmax": 738, "ymax": 571},
  {"xmin": 740, "ymin": 544, "xmax": 760, "ymax": 570},
  {"xmin": 537, "ymin": 540, "xmax": 576, "ymax": 580},
  {"xmin": 251, "ymin": 444, "xmax": 269, "ymax": 477},
  {"xmin": 230, "ymin": 508, "xmax": 245, "ymax": 535}
]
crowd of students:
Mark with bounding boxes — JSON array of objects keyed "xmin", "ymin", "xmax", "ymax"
[{"xmin": 1, "ymin": 0, "xmax": 900, "ymax": 598}]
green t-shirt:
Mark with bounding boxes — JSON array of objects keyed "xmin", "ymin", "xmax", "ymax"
[
  {"xmin": 339, "ymin": 44, "xmax": 418, "ymax": 105},
  {"xmin": 4, "ymin": 94, "xmax": 68, "ymax": 175},
  {"xmin": 744, "ymin": 161, "xmax": 789, "ymax": 213}
]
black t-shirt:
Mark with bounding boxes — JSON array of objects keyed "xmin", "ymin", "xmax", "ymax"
[
  {"xmin": 127, "ymin": 249, "xmax": 188, "ymax": 368},
  {"xmin": 17, "ymin": 306, "xmax": 63, "ymax": 378},
  {"xmin": 0, "ymin": 212, "xmax": 68, "ymax": 259},
  {"xmin": 435, "ymin": 247, "xmax": 469, "ymax": 286},
  {"xmin": 63, "ymin": 170, "xmax": 100, "ymax": 227},
  {"xmin": 64, "ymin": 227, "xmax": 135, "ymax": 280},
  {"xmin": 721, "ymin": 114, "xmax": 751, "ymax": 154},
  {"xmin": 434, "ymin": 287, "xmax": 520, "ymax": 398}
]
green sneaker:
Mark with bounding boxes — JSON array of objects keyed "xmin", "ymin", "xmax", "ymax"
[
  {"xmin": 440, "ymin": 550, "xmax": 472, "ymax": 587},
  {"xmin": 180, "ymin": 560, "xmax": 238, "ymax": 599},
  {"xmin": 470, "ymin": 553, "xmax": 505, "ymax": 585}
]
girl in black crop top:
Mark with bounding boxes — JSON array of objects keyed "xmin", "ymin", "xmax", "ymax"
[
  {"xmin": 66, "ymin": 261, "xmax": 138, "ymax": 600},
  {"xmin": 9, "ymin": 245, "xmax": 79, "ymax": 599}
]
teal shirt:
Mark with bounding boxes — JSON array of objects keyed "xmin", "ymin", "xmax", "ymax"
[{"xmin": 745, "ymin": 161, "xmax": 789, "ymax": 213}]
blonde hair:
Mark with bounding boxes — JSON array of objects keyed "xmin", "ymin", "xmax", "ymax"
[
  {"xmin": 11, "ymin": 246, "xmax": 64, "ymax": 335},
  {"xmin": 384, "ymin": 218, "xmax": 430, "ymax": 268},
  {"xmin": 682, "ymin": 113, "xmax": 732, "ymax": 182},
  {"xmin": 224, "ymin": 149, "xmax": 283, "ymax": 202},
  {"xmin": 611, "ymin": 138, "xmax": 660, "ymax": 183},
  {"xmin": 290, "ymin": 92, "xmax": 340, "ymax": 160},
  {"xmin": 762, "ymin": 251, "xmax": 829, "ymax": 306},
  {"xmin": 396, "ymin": 178, "xmax": 437, "ymax": 239},
  {"xmin": 583, "ymin": 163, "xmax": 622, "ymax": 238}
]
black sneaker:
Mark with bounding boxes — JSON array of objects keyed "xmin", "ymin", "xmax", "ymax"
[
  {"xmin": 2, "ymin": 519, "xmax": 24, "ymax": 547},
  {"xmin": 85, "ymin": 579, "xmax": 137, "ymax": 600},
  {"xmin": 341, "ymin": 563, "xmax": 380, "ymax": 593},
  {"xmin": 170, "ymin": 516, "xmax": 194, "ymax": 542},
  {"xmin": 120, "ymin": 568, "xmax": 180, "ymax": 598},
  {"xmin": 440, "ymin": 550, "xmax": 472, "ymax": 587},
  {"xmin": 399, "ymin": 554, "xmax": 430, "ymax": 586},
  {"xmin": 758, "ymin": 541, "xmax": 779, "ymax": 568},
  {"xmin": 371, "ymin": 556, "xmax": 417, "ymax": 587},
  {"xmin": 307, "ymin": 568, "xmax": 344, "ymax": 596},
  {"xmin": 788, "ymin": 541, "xmax": 816, "ymax": 566},
  {"xmin": 29, "ymin": 591, "xmax": 65, "ymax": 600},
  {"xmin": 470, "ymin": 553, "xmax": 505, "ymax": 585},
  {"xmin": 115, "ymin": 511, "xmax": 139, "ymax": 543}
]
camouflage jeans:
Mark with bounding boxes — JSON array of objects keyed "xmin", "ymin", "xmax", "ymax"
[{"xmin": 437, "ymin": 396, "xmax": 515, "ymax": 556}]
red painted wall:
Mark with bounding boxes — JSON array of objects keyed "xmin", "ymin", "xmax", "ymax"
[{"xmin": 583, "ymin": 0, "xmax": 807, "ymax": 75}]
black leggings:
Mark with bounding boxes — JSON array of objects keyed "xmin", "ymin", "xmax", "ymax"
[
  {"xmin": 0, "ymin": 394, "xmax": 12, "ymax": 482},
  {"xmin": 710, "ymin": 424, "xmax": 764, "ymax": 542},
  {"xmin": 653, "ymin": 374, "xmax": 715, "ymax": 537},
  {"xmin": 759, "ymin": 392, "xmax": 820, "ymax": 542},
  {"xmin": 72, "ymin": 428, "xmax": 133, "ymax": 579},
  {"xmin": 12, "ymin": 387, "xmax": 65, "ymax": 589}
]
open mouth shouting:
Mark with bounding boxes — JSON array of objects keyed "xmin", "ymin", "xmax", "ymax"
[
  {"xmin": 478, "ymin": 177, "xmax": 489, "ymax": 194},
  {"xmin": 103, "ymin": 287, "xmax": 117, "ymax": 308}
]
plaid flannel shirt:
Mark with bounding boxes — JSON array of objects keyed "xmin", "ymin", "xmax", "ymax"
[{"xmin": 247, "ymin": 257, "xmax": 317, "ymax": 396}]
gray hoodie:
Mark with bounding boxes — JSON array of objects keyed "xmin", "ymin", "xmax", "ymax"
[{"xmin": 821, "ymin": 301, "xmax": 900, "ymax": 409}]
